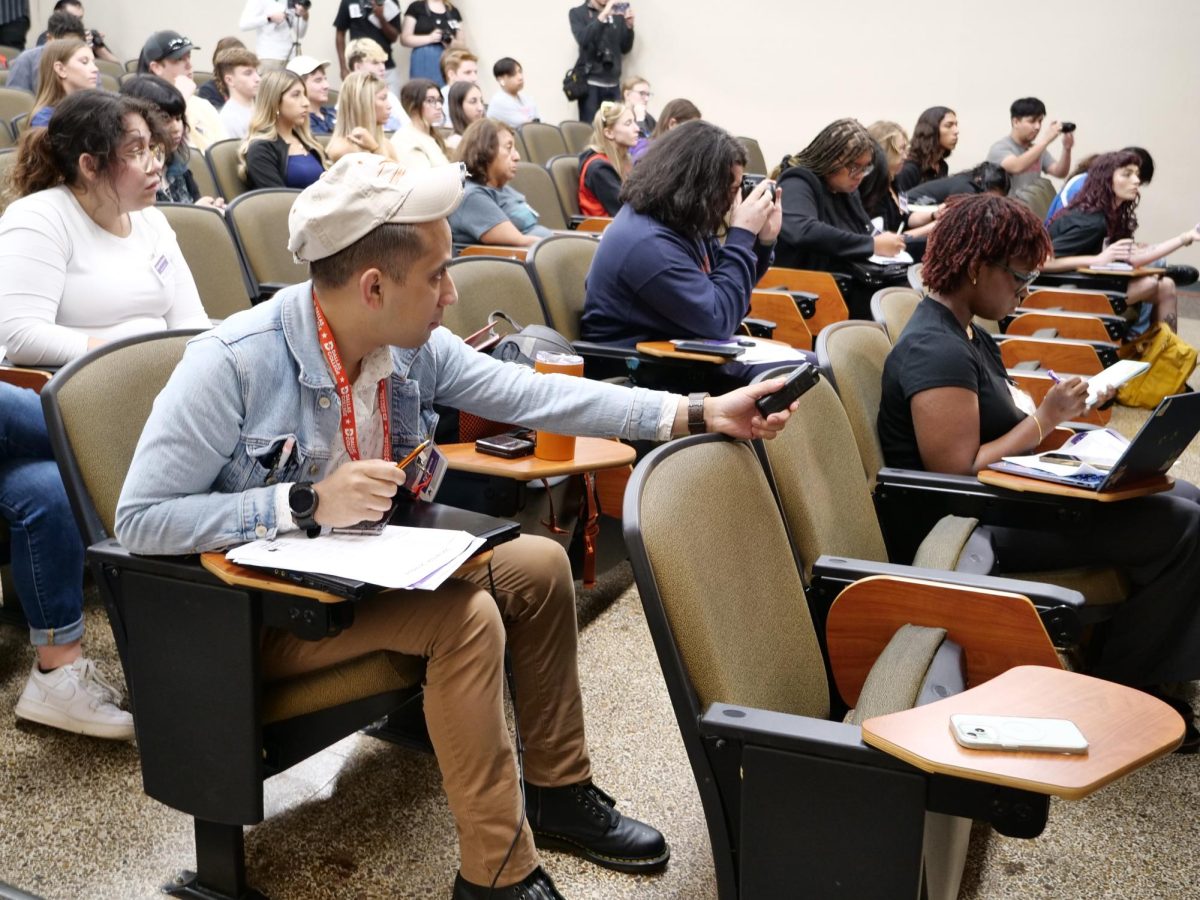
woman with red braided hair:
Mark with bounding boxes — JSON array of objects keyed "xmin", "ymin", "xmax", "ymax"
[{"xmin": 878, "ymin": 193, "xmax": 1200, "ymax": 746}]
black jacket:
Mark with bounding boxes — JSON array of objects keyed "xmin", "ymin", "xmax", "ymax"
[
  {"xmin": 569, "ymin": 3, "xmax": 634, "ymax": 82},
  {"xmin": 775, "ymin": 165, "xmax": 875, "ymax": 272},
  {"xmin": 244, "ymin": 136, "xmax": 291, "ymax": 190}
]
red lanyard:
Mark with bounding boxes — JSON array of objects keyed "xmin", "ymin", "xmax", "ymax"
[{"xmin": 313, "ymin": 290, "xmax": 392, "ymax": 462}]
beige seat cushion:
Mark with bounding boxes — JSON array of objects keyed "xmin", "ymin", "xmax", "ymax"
[{"xmin": 263, "ymin": 650, "xmax": 425, "ymax": 724}]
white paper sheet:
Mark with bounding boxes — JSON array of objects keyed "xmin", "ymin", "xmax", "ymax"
[
  {"xmin": 868, "ymin": 250, "xmax": 915, "ymax": 265},
  {"xmin": 227, "ymin": 526, "xmax": 485, "ymax": 591}
]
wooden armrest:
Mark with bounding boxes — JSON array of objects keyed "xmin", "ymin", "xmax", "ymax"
[
  {"xmin": 1023, "ymin": 288, "xmax": 1120, "ymax": 316},
  {"xmin": 750, "ymin": 289, "xmax": 814, "ymax": 350},
  {"xmin": 825, "ymin": 574, "xmax": 1061, "ymax": 709},
  {"xmin": 756, "ymin": 267, "xmax": 849, "ymax": 337},
  {"xmin": 574, "ymin": 217, "xmax": 612, "ymax": 233},
  {"xmin": 0, "ymin": 365, "xmax": 54, "ymax": 393},
  {"xmin": 457, "ymin": 244, "xmax": 529, "ymax": 261}
]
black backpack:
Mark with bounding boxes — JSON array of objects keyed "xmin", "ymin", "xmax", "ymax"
[{"xmin": 562, "ymin": 60, "xmax": 588, "ymax": 101}]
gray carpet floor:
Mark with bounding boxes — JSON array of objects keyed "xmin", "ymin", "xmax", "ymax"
[{"xmin": 1, "ymin": 315, "xmax": 1198, "ymax": 899}]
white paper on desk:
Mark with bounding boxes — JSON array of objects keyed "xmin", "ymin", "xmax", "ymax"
[
  {"xmin": 1088, "ymin": 262, "xmax": 1133, "ymax": 271},
  {"xmin": 1002, "ymin": 427, "xmax": 1129, "ymax": 477},
  {"xmin": 226, "ymin": 526, "xmax": 484, "ymax": 591},
  {"xmin": 868, "ymin": 250, "xmax": 915, "ymax": 266},
  {"xmin": 733, "ymin": 338, "xmax": 811, "ymax": 365}
]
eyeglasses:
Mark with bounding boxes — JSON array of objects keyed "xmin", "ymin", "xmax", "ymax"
[
  {"xmin": 424, "ymin": 96, "xmax": 444, "ymax": 106},
  {"xmin": 125, "ymin": 143, "xmax": 166, "ymax": 173},
  {"xmin": 994, "ymin": 261, "xmax": 1040, "ymax": 297},
  {"xmin": 845, "ymin": 161, "xmax": 874, "ymax": 178},
  {"xmin": 629, "ymin": 89, "xmax": 651, "ymax": 98}
]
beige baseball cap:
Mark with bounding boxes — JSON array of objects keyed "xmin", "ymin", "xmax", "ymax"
[
  {"xmin": 285, "ymin": 55, "xmax": 331, "ymax": 77},
  {"xmin": 288, "ymin": 155, "xmax": 467, "ymax": 263}
]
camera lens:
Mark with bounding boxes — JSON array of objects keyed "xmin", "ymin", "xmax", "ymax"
[{"xmin": 1061, "ymin": 121, "xmax": 1076, "ymax": 133}]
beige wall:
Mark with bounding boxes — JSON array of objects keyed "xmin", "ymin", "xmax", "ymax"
[{"xmin": 63, "ymin": 0, "xmax": 1199, "ymax": 263}]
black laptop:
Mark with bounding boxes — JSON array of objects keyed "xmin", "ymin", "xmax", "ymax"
[
  {"xmin": 988, "ymin": 391, "xmax": 1200, "ymax": 491},
  {"xmin": 267, "ymin": 501, "xmax": 520, "ymax": 600}
]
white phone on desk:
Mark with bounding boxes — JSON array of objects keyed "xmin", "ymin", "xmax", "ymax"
[{"xmin": 949, "ymin": 714, "xmax": 1089, "ymax": 754}]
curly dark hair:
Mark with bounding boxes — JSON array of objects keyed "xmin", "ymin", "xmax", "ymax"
[
  {"xmin": 1050, "ymin": 150, "xmax": 1141, "ymax": 241},
  {"xmin": 906, "ymin": 106, "xmax": 954, "ymax": 179},
  {"xmin": 922, "ymin": 194, "xmax": 1051, "ymax": 296},
  {"xmin": 619, "ymin": 119, "xmax": 747, "ymax": 240}
]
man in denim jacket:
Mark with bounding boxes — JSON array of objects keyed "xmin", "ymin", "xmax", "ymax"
[{"xmin": 116, "ymin": 155, "xmax": 796, "ymax": 900}]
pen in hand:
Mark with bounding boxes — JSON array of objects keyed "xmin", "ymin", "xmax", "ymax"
[{"xmin": 396, "ymin": 439, "xmax": 431, "ymax": 471}]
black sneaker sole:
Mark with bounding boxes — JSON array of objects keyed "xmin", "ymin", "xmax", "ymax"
[{"xmin": 531, "ymin": 831, "xmax": 671, "ymax": 874}]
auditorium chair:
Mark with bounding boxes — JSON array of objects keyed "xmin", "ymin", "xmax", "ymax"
[
  {"xmin": 204, "ymin": 138, "xmax": 249, "ymax": 202},
  {"xmin": 224, "ymin": 188, "xmax": 308, "ymax": 301},
  {"xmin": 41, "ymin": 330, "xmax": 428, "ymax": 900},
  {"xmin": 624, "ymin": 432, "xmax": 1092, "ymax": 899},
  {"xmin": 158, "ymin": 203, "xmax": 256, "ymax": 319},
  {"xmin": 0, "ymin": 87, "xmax": 33, "ymax": 128},
  {"xmin": 546, "ymin": 153, "xmax": 582, "ymax": 220},
  {"xmin": 185, "ymin": 147, "xmax": 220, "ymax": 201},
  {"xmin": 518, "ymin": 122, "xmax": 568, "ymax": 166},
  {"xmin": 444, "ymin": 255, "xmax": 548, "ymax": 338},
  {"xmin": 508, "ymin": 161, "xmax": 568, "ymax": 231},
  {"xmin": 755, "ymin": 266, "xmax": 850, "ymax": 339},
  {"xmin": 0, "ymin": 119, "xmax": 12, "ymax": 149},
  {"xmin": 95, "ymin": 58, "xmax": 124, "ymax": 81},
  {"xmin": 558, "ymin": 119, "xmax": 592, "ymax": 155}
]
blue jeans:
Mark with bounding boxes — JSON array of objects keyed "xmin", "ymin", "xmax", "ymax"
[
  {"xmin": 410, "ymin": 43, "xmax": 445, "ymax": 85},
  {"xmin": 0, "ymin": 383, "xmax": 85, "ymax": 646}
]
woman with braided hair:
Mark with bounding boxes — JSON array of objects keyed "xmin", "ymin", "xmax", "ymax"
[{"xmin": 878, "ymin": 194, "xmax": 1200, "ymax": 742}]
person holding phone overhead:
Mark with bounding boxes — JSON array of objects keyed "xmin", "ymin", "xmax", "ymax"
[{"xmin": 569, "ymin": 0, "xmax": 635, "ymax": 124}]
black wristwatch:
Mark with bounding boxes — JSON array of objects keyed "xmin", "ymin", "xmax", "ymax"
[
  {"xmin": 289, "ymin": 482, "xmax": 321, "ymax": 538},
  {"xmin": 687, "ymin": 392, "xmax": 709, "ymax": 435}
]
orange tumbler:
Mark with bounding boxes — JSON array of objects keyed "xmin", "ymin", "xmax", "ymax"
[{"xmin": 533, "ymin": 351, "xmax": 585, "ymax": 460}]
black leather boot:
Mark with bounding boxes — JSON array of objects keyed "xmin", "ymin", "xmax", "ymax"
[
  {"xmin": 524, "ymin": 780, "xmax": 670, "ymax": 873},
  {"xmin": 451, "ymin": 865, "xmax": 563, "ymax": 900}
]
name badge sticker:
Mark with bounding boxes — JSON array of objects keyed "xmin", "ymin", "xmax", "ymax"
[
  {"xmin": 348, "ymin": 2, "xmax": 362, "ymax": 17},
  {"xmin": 151, "ymin": 253, "xmax": 172, "ymax": 285}
]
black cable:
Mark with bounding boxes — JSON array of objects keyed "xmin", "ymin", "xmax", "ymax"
[{"xmin": 487, "ymin": 560, "xmax": 526, "ymax": 899}]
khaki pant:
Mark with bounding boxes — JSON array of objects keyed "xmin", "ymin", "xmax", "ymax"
[{"xmin": 261, "ymin": 534, "xmax": 590, "ymax": 887}]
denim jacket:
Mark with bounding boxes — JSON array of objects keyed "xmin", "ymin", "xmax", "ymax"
[{"xmin": 116, "ymin": 281, "xmax": 672, "ymax": 555}]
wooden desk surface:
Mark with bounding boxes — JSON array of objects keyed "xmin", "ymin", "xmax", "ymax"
[
  {"xmin": 200, "ymin": 548, "xmax": 495, "ymax": 603},
  {"xmin": 635, "ymin": 341, "xmax": 729, "ymax": 364},
  {"xmin": 1078, "ymin": 267, "xmax": 1166, "ymax": 277},
  {"xmin": 861, "ymin": 666, "xmax": 1183, "ymax": 800},
  {"xmin": 440, "ymin": 437, "xmax": 636, "ymax": 480},
  {"xmin": 978, "ymin": 468, "xmax": 1173, "ymax": 502}
]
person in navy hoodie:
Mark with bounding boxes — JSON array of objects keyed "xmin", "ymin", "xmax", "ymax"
[{"xmin": 582, "ymin": 120, "xmax": 782, "ymax": 349}]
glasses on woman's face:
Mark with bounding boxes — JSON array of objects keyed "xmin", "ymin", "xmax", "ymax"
[
  {"xmin": 845, "ymin": 161, "xmax": 874, "ymax": 178},
  {"xmin": 125, "ymin": 143, "xmax": 166, "ymax": 174},
  {"xmin": 995, "ymin": 262, "xmax": 1040, "ymax": 297},
  {"xmin": 424, "ymin": 95, "xmax": 444, "ymax": 107}
]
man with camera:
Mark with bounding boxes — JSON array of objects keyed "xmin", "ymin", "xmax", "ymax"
[
  {"xmin": 569, "ymin": 0, "xmax": 635, "ymax": 124},
  {"xmin": 239, "ymin": 0, "xmax": 310, "ymax": 70},
  {"xmin": 6, "ymin": 8, "xmax": 88, "ymax": 93},
  {"xmin": 334, "ymin": 0, "xmax": 403, "ymax": 93},
  {"xmin": 34, "ymin": 2, "xmax": 118, "ymax": 63},
  {"xmin": 987, "ymin": 96, "xmax": 1075, "ymax": 196}
]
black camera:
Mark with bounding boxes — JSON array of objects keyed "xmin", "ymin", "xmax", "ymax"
[
  {"xmin": 741, "ymin": 174, "xmax": 776, "ymax": 202},
  {"xmin": 1060, "ymin": 121, "xmax": 1076, "ymax": 133},
  {"xmin": 441, "ymin": 19, "xmax": 460, "ymax": 46}
]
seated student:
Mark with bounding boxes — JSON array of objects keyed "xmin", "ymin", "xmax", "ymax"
[
  {"xmin": 445, "ymin": 79, "xmax": 484, "ymax": 152},
  {"xmin": 325, "ymin": 71, "xmax": 401, "ymax": 164},
  {"xmin": 449, "ymin": 118, "xmax": 551, "ymax": 247},
  {"xmin": 390, "ymin": 77, "xmax": 451, "ymax": 169},
  {"xmin": 286, "ymin": 55, "xmax": 337, "ymax": 135},
  {"xmin": 120, "ymin": 75, "xmax": 225, "ymax": 209},
  {"xmin": 0, "ymin": 91, "xmax": 211, "ymax": 367},
  {"xmin": 773, "ymin": 118, "xmax": 906, "ymax": 271},
  {"xmin": 29, "ymin": 36, "xmax": 96, "ymax": 127},
  {"xmin": 894, "ymin": 106, "xmax": 957, "ymax": 193},
  {"xmin": 0, "ymin": 381, "xmax": 132, "ymax": 740},
  {"xmin": 621, "ymin": 75, "xmax": 655, "ymax": 138},
  {"xmin": 878, "ymin": 193, "xmax": 1200, "ymax": 746},
  {"xmin": 903, "ymin": 161, "xmax": 1011, "ymax": 205},
  {"xmin": 987, "ymin": 97, "xmax": 1073, "ymax": 195},
  {"xmin": 239, "ymin": 69, "xmax": 328, "ymax": 190},
  {"xmin": 114, "ymin": 155, "xmax": 798, "ymax": 899},
  {"xmin": 1045, "ymin": 146, "xmax": 1153, "ymax": 223},
  {"xmin": 1044, "ymin": 150, "xmax": 1199, "ymax": 333},
  {"xmin": 581, "ymin": 120, "xmax": 782, "ymax": 348},
  {"xmin": 139, "ymin": 31, "xmax": 228, "ymax": 152},
  {"xmin": 577, "ymin": 101, "xmax": 637, "ymax": 217},
  {"xmin": 215, "ymin": 46, "xmax": 262, "ymax": 139},
  {"xmin": 860, "ymin": 122, "xmax": 939, "ymax": 253},
  {"xmin": 6, "ymin": 9, "xmax": 87, "ymax": 93},
  {"xmin": 486, "ymin": 57, "xmax": 539, "ymax": 129},
  {"xmin": 344, "ymin": 37, "xmax": 404, "ymax": 132},
  {"xmin": 439, "ymin": 47, "xmax": 478, "ymax": 103},
  {"xmin": 196, "ymin": 37, "xmax": 246, "ymax": 110},
  {"xmin": 629, "ymin": 96, "xmax": 699, "ymax": 162}
]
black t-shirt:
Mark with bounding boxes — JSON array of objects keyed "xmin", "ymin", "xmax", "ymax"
[
  {"xmin": 1048, "ymin": 209, "xmax": 1107, "ymax": 257},
  {"xmin": 894, "ymin": 159, "xmax": 948, "ymax": 193},
  {"xmin": 404, "ymin": 1, "xmax": 462, "ymax": 36},
  {"xmin": 878, "ymin": 297, "xmax": 1027, "ymax": 470},
  {"xmin": 903, "ymin": 172, "xmax": 981, "ymax": 205},
  {"xmin": 334, "ymin": 0, "xmax": 402, "ymax": 69}
]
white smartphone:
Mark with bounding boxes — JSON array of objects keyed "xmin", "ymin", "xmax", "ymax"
[
  {"xmin": 949, "ymin": 714, "xmax": 1089, "ymax": 754},
  {"xmin": 1084, "ymin": 359, "xmax": 1150, "ymax": 407}
]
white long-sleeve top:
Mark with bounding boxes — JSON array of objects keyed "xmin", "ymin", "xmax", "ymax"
[
  {"xmin": 0, "ymin": 186, "xmax": 212, "ymax": 366},
  {"xmin": 239, "ymin": 0, "xmax": 309, "ymax": 62}
]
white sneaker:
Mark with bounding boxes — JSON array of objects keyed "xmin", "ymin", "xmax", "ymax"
[{"xmin": 14, "ymin": 657, "xmax": 134, "ymax": 740}]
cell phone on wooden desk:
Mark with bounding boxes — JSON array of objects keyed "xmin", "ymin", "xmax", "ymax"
[
  {"xmin": 670, "ymin": 340, "xmax": 744, "ymax": 358},
  {"xmin": 476, "ymin": 429, "xmax": 536, "ymax": 459}
]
